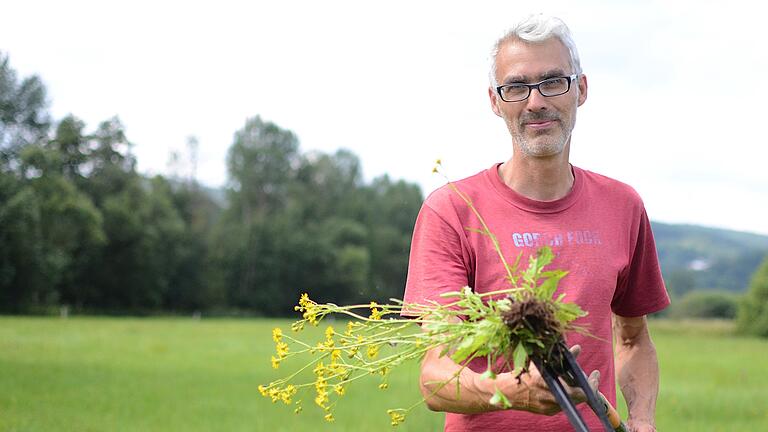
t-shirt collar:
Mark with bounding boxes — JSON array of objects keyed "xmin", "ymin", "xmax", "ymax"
[{"xmin": 485, "ymin": 162, "xmax": 584, "ymax": 213}]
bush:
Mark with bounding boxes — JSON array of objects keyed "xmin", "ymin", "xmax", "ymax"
[
  {"xmin": 670, "ymin": 290, "xmax": 739, "ymax": 319},
  {"xmin": 737, "ymin": 255, "xmax": 768, "ymax": 337}
]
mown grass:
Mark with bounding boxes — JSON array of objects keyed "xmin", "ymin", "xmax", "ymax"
[
  {"xmin": 640, "ymin": 320, "xmax": 768, "ymax": 431},
  {"xmin": 0, "ymin": 316, "xmax": 766, "ymax": 431}
]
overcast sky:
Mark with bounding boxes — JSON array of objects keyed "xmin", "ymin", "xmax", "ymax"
[{"xmin": 3, "ymin": 0, "xmax": 767, "ymax": 235}]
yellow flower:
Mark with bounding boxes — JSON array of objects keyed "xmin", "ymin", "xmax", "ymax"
[
  {"xmin": 330, "ymin": 349, "xmax": 342, "ymax": 364},
  {"xmin": 348, "ymin": 334, "xmax": 364, "ymax": 358},
  {"xmin": 387, "ymin": 409, "xmax": 406, "ymax": 426},
  {"xmin": 315, "ymin": 374, "xmax": 329, "ymax": 408},
  {"xmin": 315, "ymin": 392, "xmax": 329, "ymax": 408},
  {"xmin": 298, "ymin": 293, "xmax": 310, "ymax": 307},
  {"xmin": 258, "ymin": 384, "xmax": 269, "ymax": 396},
  {"xmin": 348, "ymin": 346, "xmax": 359, "ymax": 358},
  {"xmin": 270, "ymin": 356, "xmax": 281, "ymax": 369},
  {"xmin": 268, "ymin": 387, "xmax": 280, "ymax": 403},
  {"xmin": 276, "ymin": 341, "xmax": 289, "ymax": 358},
  {"xmin": 345, "ymin": 321, "xmax": 355, "ymax": 335},
  {"xmin": 324, "ymin": 412, "xmax": 335, "ymax": 422},
  {"xmin": 332, "ymin": 365, "xmax": 347, "ymax": 377},
  {"xmin": 378, "ymin": 382, "xmax": 388, "ymax": 390},
  {"xmin": 334, "ymin": 384, "xmax": 345, "ymax": 395},
  {"xmin": 272, "ymin": 327, "xmax": 283, "ymax": 343},
  {"xmin": 432, "ymin": 159, "xmax": 442, "ymax": 174},
  {"xmin": 296, "ymin": 293, "xmax": 320, "ymax": 325},
  {"xmin": 314, "ymin": 361, "xmax": 326, "ymax": 376},
  {"xmin": 304, "ymin": 308, "xmax": 319, "ymax": 326},
  {"xmin": 280, "ymin": 385, "xmax": 296, "ymax": 404},
  {"xmin": 315, "ymin": 339, "xmax": 333, "ymax": 351},
  {"xmin": 367, "ymin": 344, "xmax": 379, "ymax": 359},
  {"xmin": 323, "ymin": 326, "xmax": 336, "ymax": 348},
  {"xmin": 369, "ymin": 301, "xmax": 382, "ymax": 320},
  {"xmin": 291, "ymin": 320, "xmax": 304, "ymax": 332}
]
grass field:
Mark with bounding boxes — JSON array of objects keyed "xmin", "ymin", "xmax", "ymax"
[{"xmin": 0, "ymin": 316, "xmax": 766, "ymax": 431}]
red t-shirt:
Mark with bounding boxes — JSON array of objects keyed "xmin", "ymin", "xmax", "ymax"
[{"xmin": 404, "ymin": 164, "xmax": 670, "ymax": 432}]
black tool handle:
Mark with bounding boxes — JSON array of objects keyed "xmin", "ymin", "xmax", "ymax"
[
  {"xmin": 560, "ymin": 344, "xmax": 617, "ymax": 431},
  {"xmin": 532, "ymin": 356, "xmax": 590, "ymax": 432}
]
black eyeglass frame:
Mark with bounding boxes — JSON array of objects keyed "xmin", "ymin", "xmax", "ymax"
[{"xmin": 495, "ymin": 74, "xmax": 580, "ymax": 102}]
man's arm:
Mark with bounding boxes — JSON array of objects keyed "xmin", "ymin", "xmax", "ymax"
[
  {"xmin": 419, "ymin": 318, "xmax": 596, "ymax": 415},
  {"xmin": 613, "ymin": 314, "xmax": 659, "ymax": 432}
]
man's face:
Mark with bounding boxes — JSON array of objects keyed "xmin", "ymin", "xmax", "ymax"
[{"xmin": 489, "ymin": 37, "xmax": 588, "ymax": 158}]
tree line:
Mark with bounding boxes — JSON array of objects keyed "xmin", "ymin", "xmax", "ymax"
[
  {"xmin": 2, "ymin": 51, "xmax": 767, "ymax": 336},
  {"xmin": 0, "ymin": 52, "xmax": 423, "ymax": 315}
]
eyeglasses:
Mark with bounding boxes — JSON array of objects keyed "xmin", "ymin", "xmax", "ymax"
[{"xmin": 496, "ymin": 74, "xmax": 579, "ymax": 102}]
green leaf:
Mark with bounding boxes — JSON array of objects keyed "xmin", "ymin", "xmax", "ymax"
[
  {"xmin": 537, "ymin": 246, "xmax": 554, "ymax": 266},
  {"xmin": 480, "ymin": 369, "xmax": 497, "ymax": 380},
  {"xmin": 439, "ymin": 345, "xmax": 451, "ymax": 358},
  {"xmin": 438, "ymin": 290, "xmax": 465, "ymax": 298},
  {"xmin": 450, "ymin": 335, "xmax": 483, "ymax": 363},
  {"xmin": 537, "ymin": 270, "xmax": 567, "ymax": 300},
  {"xmin": 495, "ymin": 298, "xmax": 512, "ymax": 311},
  {"xmin": 555, "ymin": 302, "xmax": 588, "ymax": 323},
  {"xmin": 513, "ymin": 343, "xmax": 528, "ymax": 369},
  {"xmin": 489, "ymin": 388, "xmax": 512, "ymax": 409},
  {"xmin": 450, "ymin": 322, "xmax": 496, "ymax": 363}
]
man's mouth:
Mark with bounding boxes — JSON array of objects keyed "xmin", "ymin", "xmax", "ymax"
[{"xmin": 523, "ymin": 119, "xmax": 558, "ymax": 130}]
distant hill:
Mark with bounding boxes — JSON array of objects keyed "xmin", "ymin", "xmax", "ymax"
[{"xmin": 652, "ymin": 222, "xmax": 768, "ymax": 295}]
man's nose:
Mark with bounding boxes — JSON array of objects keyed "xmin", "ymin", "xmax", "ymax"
[{"xmin": 525, "ymin": 87, "xmax": 549, "ymax": 111}]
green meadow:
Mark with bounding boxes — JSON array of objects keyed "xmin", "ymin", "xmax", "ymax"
[{"xmin": 1, "ymin": 316, "xmax": 766, "ymax": 431}]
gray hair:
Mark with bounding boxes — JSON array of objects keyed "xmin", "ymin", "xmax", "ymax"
[{"xmin": 489, "ymin": 14, "xmax": 582, "ymax": 88}]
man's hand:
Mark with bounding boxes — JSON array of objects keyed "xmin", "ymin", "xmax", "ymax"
[
  {"xmin": 626, "ymin": 419, "xmax": 656, "ymax": 432},
  {"xmin": 492, "ymin": 345, "xmax": 600, "ymax": 415},
  {"xmin": 420, "ymin": 340, "xmax": 599, "ymax": 415}
]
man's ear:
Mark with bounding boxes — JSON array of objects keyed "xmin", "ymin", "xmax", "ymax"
[
  {"xmin": 488, "ymin": 87, "xmax": 503, "ymax": 117},
  {"xmin": 577, "ymin": 74, "xmax": 588, "ymax": 107}
]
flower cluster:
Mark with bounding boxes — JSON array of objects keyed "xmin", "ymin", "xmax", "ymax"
[
  {"xmin": 294, "ymin": 293, "xmax": 320, "ymax": 326},
  {"xmin": 258, "ymin": 382, "xmax": 297, "ymax": 405},
  {"xmin": 271, "ymin": 327, "xmax": 290, "ymax": 369}
]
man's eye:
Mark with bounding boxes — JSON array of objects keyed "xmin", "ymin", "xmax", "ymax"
[
  {"xmin": 541, "ymin": 78, "xmax": 565, "ymax": 90},
  {"xmin": 504, "ymin": 84, "xmax": 526, "ymax": 93}
]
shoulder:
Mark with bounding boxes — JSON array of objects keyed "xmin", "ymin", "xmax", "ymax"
[
  {"xmin": 576, "ymin": 167, "xmax": 645, "ymax": 208},
  {"xmin": 423, "ymin": 169, "xmax": 490, "ymax": 216}
]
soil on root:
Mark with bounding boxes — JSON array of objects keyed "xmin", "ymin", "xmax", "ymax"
[{"xmin": 500, "ymin": 296, "xmax": 568, "ymax": 372}]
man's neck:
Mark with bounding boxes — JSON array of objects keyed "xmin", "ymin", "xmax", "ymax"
[{"xmin": 498, "ymin": 149, "xmax": 574, "ymax": 202}]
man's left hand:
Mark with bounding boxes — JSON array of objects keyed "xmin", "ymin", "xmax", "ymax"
[{"xmin": 626, "ymin": 420, "xmax": 656, "ymax": 432}]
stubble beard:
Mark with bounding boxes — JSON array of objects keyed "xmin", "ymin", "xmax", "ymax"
[{"xmin": 505, "ymin": 110, "xmax": 577, "ymax": 158}]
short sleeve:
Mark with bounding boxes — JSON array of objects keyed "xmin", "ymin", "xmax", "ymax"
[
  {"xmin": 402, "ymin": 203, "xmax": 473, "ymax": 315},
  {"xmin": 611, "ymin": 208, "xmax": 671, "ymax": 317}
]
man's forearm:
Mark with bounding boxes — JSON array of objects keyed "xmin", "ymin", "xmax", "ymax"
[
  {"xmin": 614, "ymin": 315, "xmax": 660, "ymax": 427},
  {"xmin": 420, "ymin": 346, "xmax": 503, "ymax": 414}
]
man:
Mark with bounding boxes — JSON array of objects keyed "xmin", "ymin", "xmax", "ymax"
[{"xmin": 403, "ymin": 14, "xmax": 670, "ymax": 432}]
